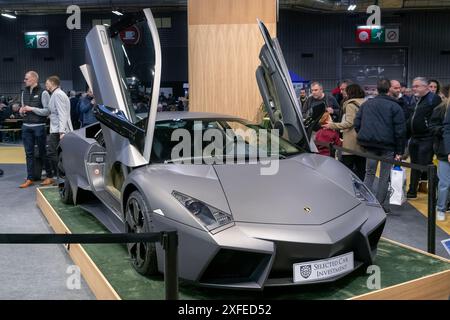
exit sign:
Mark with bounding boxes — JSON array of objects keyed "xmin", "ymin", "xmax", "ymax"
[
  {"xmin": 25, "ymin": 31, "xmax": 49, "ymax": 48},
  {"xmin": 356, "ymin": 26, "xmax": 385, "ymax": 44}
]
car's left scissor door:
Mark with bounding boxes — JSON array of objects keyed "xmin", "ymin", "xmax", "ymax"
[{"xmin": 85, "ymin": 8, "xmax": 161, "ymax": 166}]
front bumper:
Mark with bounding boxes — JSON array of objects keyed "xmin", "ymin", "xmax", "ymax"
[{"xmin": 154, "ymin": 204, "xmax": 386, "ymax": 290}]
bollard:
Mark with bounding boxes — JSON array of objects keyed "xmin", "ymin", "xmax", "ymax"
[
  {"xmin": 427, "ymin": 165, "xmax": 437, "ymax": 254},
  {"xmin": 161, "ymin": 231, "xmax": 179, "ymax": 300}
]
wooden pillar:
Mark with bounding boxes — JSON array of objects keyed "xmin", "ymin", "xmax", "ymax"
[{"xmin": 188, "ymin": 0, "xmax": 277, "ymax": 123}]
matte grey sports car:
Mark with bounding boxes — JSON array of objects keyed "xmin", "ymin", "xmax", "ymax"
[{"xmin": 58, "ymin": 8, "xmax": 386, "ymax": 290}]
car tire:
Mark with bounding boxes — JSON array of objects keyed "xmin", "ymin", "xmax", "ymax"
[
  {"xmin": 57, "ymin": 152, "xmax": 65, "ymax": 179},
  {"xmin": 125, "ymin": 191, "xmax": 158, "ymax": 276},
  {"xmin": 58, "ymin": 152, "xmax": 73, "ymax": 205},
  {"xmin": 59, "ymin": 178, "xmax": 73, "ymax": 205}
]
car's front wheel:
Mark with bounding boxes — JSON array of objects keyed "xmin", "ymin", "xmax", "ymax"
[
  {"xmin": 59, "ymin": 179, "xmax": 74, "ymax": 205},
  {"xmin": 58, "ymin": 153, "xmax": 73, "ymax": 205},
  {"xmin": 125, "ymin": 191, "xmax": 158, "ymax": 275}
]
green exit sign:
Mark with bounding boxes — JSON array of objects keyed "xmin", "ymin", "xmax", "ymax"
[{"xmin": 24, "ymin": 31, "xmax": 49, "ymax": 48}]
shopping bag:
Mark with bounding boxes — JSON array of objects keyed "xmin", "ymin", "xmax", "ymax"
[{"xmin": 389, "ymin": 166, "xmax": 407, "ymax": 205}]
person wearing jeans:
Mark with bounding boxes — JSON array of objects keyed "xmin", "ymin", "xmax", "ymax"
[
  {"xmin": 40, "ymin": 75, "xmax": 73, "ymax": 186},
  {"xmin": 430, "ymin": 84, "xmax": 450, "ymax": 221},
  {"xmin": 18, "ymin": 71, "xmax": 51, "ymax": 188},
  {"xmin": 22, "ymin": 124, "xmax": 47, "ymax": 180},
  {"xmin": 354, "ymin": 79, "xmax": 406, "ymax": 213},
  {"xmin": 437, "ymin": 161, "xmax": 450, "ymax": 221},
  {"xmin": 406, "ymin": 77, "xmax": 442, "ymax": 198},
  {"xmin": 363, "ymin": 150, "xmax": 397, "ymax": 208}
]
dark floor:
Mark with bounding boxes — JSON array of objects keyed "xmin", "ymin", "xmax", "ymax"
[
  {"xmin": 0, "ymin": 164, "xmax": 94, "ymax": 299},
  {"xmin": 383, "ymin": 202, "xmax": 448, "ymax": 258}
]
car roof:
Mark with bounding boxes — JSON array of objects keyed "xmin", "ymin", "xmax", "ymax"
[{"xmin": 154, "ymin": 111, "xmax": 245, "ymax": 122}]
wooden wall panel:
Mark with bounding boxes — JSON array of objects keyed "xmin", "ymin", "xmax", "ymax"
[
  {"xmin": 189, "ymin": 0, "xmax": 276, "ymax": 25},
  {"xmin": 188, "ymin": 0, "xmax": 276, "ymax": 123}
]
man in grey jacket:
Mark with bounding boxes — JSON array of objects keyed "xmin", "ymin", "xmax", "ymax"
[{"xmin": 40, "ymin": 75, "xmax": 73, "ymax": 186}]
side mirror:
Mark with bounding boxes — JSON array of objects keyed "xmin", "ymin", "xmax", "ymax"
[
  {"xmin": 273, "ymin": 120, "xmax": 284, "ymax": 137},
  {"xmin": 304, "ymin": 102, "xmax": 326, "ymax": 139},
  {"xmin": 94, "ymin": 104, "xmax": 145, "ymax": 151}
]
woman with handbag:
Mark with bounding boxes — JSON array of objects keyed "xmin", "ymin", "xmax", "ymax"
[{"xmin": 322, "ymin": 84, "xmax": 366, "ymax": 180}]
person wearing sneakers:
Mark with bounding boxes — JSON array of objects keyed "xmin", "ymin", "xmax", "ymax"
[
  {"xmin": 40, "ymin": 75, "xmax": 73, "ymax": 186},
  {"xmin": 18, "ymin": 71, "xmax": 51, "ymax": 188},
  {"xmin": 430, "ymin": 84, "xmax": 450, "ymax": 221}
]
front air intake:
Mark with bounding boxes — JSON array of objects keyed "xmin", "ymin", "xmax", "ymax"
[
  {"xmin": 200, "ymin": 249, "xmax": 270, "ymax": 284},
  {"xmin": 368, "ymin": 221, "xmax": 385, "ymax": 252}
]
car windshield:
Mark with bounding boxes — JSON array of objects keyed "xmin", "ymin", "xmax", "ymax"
[
  {"xmin": 151, "ymin": 118, "xmax": 303, "ymax": 164},
  {"xmin": 109, "ymin": 15, "xmax": 155, "ymax": 125}
]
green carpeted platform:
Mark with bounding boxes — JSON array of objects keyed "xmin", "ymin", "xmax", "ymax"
[{"xmin": 40, "ymin": 187, "xmax": 449, "ymax": 300}]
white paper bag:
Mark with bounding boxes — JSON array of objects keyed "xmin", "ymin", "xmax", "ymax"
[{"xmin": 389, "ymin": 166, "xmax": 407, "ymax": 205}]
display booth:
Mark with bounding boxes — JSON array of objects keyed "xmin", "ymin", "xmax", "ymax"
[{"xmin": 37, "ymin": 187, "xmax": 450, "ymax": 300}]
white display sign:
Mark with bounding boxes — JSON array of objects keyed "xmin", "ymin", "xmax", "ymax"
[
  {"xmin": 442, "ymin": 238, "xmax": 450, "ymax": 256},
  {"xmin": 385, "ymin": 28, "xmax": 399, "ymax": 43},
  {"xmin": 37, "ymin": 35, "xmax": 49, "ymax": 48},
  {"xmin": 293, "ymin": 252, "xmax": 354, "ymax": 283}
]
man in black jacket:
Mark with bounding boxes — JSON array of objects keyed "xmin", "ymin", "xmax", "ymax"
[
  {"xmin": 354, "ymin": 79, "xmax": 406, "ymax": 213},
  {"xmin": 18, "ymin": 71, "xmax": 51, "ymax": 188},
  {"xmin": 430, "ymin": 85, "xmax": 449, "ymax": 221},
  {"xmin": 406, "ymin": 77, "xmax": 442, "ymax": 198},
  {"xmin": 302, "ymin": 82, "xmax": 340, "ymax": 122}
]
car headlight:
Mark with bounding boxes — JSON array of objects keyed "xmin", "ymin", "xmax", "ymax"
[
  {"xmin": 172, "ymin": 191, "xmax": 234, "ymax": 232},
  {"xmin": 351, "ymin": 175, "xmax": 378, "ymax": 205}
]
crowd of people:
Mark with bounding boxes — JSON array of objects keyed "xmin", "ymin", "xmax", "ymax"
[
  {"xmin": 0, "ymin": 71, "xmax": 191, "ymax": 188},
  {"xmin": 309, "ymin": 77, "xmax": 449, "ymax": 221}
]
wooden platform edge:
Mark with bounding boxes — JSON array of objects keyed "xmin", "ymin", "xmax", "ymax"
[
  {"xmin": 350, "ymin": 237, "xmax": 450, "ymax": 300},
  {"xmin": 36, "ymin": 188, "xmax": 121, "ymax": 300},
  {"xmin": 350, "ymin": 269, "xmax": 450, "ymax": 300},
  {"xmin": 381, "ymin": 237, "xmax": 450, "ymax": 263}
]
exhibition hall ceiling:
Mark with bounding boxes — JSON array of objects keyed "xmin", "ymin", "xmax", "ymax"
[{"xmin": 0, "ymin": 0, "xmax": 449, "ymax": 15}]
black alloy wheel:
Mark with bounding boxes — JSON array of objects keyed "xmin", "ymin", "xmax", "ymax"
[
  {"xmin": 58, "ymin": 153, "xmax": 73, "ymax": 205},
  {"xmin": 125, "ymin": 191, "xmax": 158, "ymax": 275}
]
